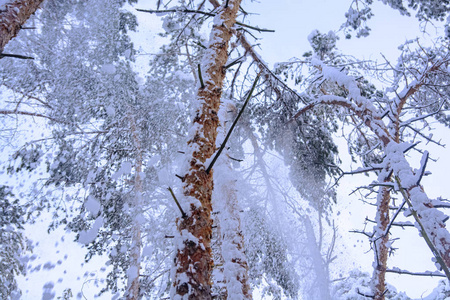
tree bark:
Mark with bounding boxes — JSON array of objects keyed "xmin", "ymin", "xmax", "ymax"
[
  {"xmin": 372, "ymin": 182, "xmax": 391, "ymax": 300},
  {"xmin": 171, "ymin": 1, "xmax": 242, "ymax": 299},
  {"xmin": 0, "ymin": 0, "xmax": 44, "ymax": 52}
]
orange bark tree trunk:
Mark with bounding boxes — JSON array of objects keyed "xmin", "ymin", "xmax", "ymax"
[
  {"xmin": 171, "ymin": 1, "xmax": 242, "ymax": 299},
  {"xmin": 0, "ymin": 0, "xmax": 44, "ymax": 52}
]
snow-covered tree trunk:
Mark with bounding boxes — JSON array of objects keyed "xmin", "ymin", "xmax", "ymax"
[
  {"xmin": 212, "ymin": 100, "xmax": 252, "ymax": 299},
  {"xmin": 127, "ymin": 115, "xmax": 143, "ymax": 300},
  {"xmin": 211, "ymin": 212, "xmax": 226, "ymax": 299},
  {"xmin": 171, "ymin": 1, "xmax": 242, "ymax": 299},
  {"xmin": 0, "ymin": 0, "xmax": 44, "ymax": 52}
]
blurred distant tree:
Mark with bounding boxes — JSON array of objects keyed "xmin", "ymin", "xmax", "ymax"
[{"xmin": 0, "ymin": 186, "xmax": 28, "ymax": 300}]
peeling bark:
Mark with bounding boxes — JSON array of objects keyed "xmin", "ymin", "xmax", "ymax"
[
  {"xmin": 0, "ymin": 0, "xmax": 44, "ymax": 52},
  {"xmin": 172, "ymin": 1, "xmax": 242, "ymax": 299}
]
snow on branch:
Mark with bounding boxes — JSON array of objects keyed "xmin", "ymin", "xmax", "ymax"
[
  {"xmin": 291, "ymin": 56, "xmax": 450, "ymax": 278},
  {"xmin": 237, "ymin": 31, "xmax": 308, "ymax": 107},
  {"xmin": 386, "ymin": 267, "xmax": 446, "ymax": 278},
  {"xmin": 137, "ymin": 8, "xmax": 275, "ymax": 32},
  {"xmin": 395, "ymin": 173, "xmax": 450, "ymax": 280}
]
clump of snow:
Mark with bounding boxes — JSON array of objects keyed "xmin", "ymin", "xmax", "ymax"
[
  {"xmin": 101, "ymin": 64, "xmax": 116, "ymax": 74},
  {"xmin": 84, "ymin": 195, "xmax": 100, "ymax": 215},
  {"xmin": 78, "ymin": 216, "xmax": 104, "ymax": 244},
  {"xmin": 42, "ymin": 282, "xmax": 55, "ymax": 300},
  {"xmin": 111, "ymin": 161, "xmax": 132, "ymax": 179},
  {"xmin": 126, "ymin": 266, "xmax": 139, "ymax": 286},
  {"xmin": 105, "ymin": 105, "xmax": 116, "ymax": 117}
]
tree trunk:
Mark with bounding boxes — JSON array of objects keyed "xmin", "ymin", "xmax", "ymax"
[
  {"xmin": 126, "ymin": 114, "xmax": 142, "ymax": 300},
  {"xmin": 171, "ymin": 1, "xmax": 242, "ymax": 299},
  {"xmin": 0, "ymin": 0, "xmax": 44, "ymax": 52},
  {"xmin": 372, "ymin": 181, "xmax": 391, "ymax": 300},
  {"xmin": 303, "ymin": 216, "xmax": 331, "ymax": 300},
  {"xmin": 212, "ymin": 100, "xmax": 251, "ymax": 299}
]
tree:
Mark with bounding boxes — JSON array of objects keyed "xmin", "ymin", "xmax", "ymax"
[
  {"xmin": 1, "ymin": 0, "xmax": 450, "ymax": 299},
  {"xmin": 0, "ymin": 186, "xmax": 28, "ymax": 300},
  {"xmin": 170, "ymin": 1, "xmax": 244, "ymax": 298},
  {"xmin": 0, "ymin": 0, "xmax": 44, "ymax": 52},
  {"xmin": 287, "ymin": 36, "xmax": 450, "ymax": 299}
]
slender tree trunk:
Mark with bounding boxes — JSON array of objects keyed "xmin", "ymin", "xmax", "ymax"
[
  {"xmin": 303, "ymin": 216, "xmax": 331, "ymax": 300},
  {"xmin": 172, "ymin": 1, "xmax": 242, "ymax": 299},
  {"xmin": 0, "ymin": 0, "xmax": 44, "ymax": 52},
  {"xmin": 372, "ymin": 180, "xmax": 391, "ymax": 300},
  {"xmin": 127, "ymin": 115, "xmax": 142, "ymax": 300},
  {"xmin": 306, "ymin": 59, "xmax": 450, "ymax": 276}
]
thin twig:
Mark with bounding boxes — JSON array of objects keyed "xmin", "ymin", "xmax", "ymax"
[
  {"xmin": 137, "ymin": 8, "xmax": 275, "ymax": 32},
  {"xmin": 198, "ymin": 64, "xmax": 205, "ymax": 89},
  {"xmin": 167, "ymin": 187, "xmax": 187, "ymax": 218},
  {"xmin": 416, "ymin": 151, "xmax": 429, "ymax": 185},
  {"xmin": 0, "ymin": 53, "xmax": 33, "ymax": 59}
]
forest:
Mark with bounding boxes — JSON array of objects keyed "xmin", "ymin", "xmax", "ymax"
[{"xmin": 1, "ymin": 0, "xmax": 450, "ymax": 299}]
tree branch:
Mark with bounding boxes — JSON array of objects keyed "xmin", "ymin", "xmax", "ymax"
[
  {"xmin": 206, "ymin": 75, "xmax": 259, "ymax": 174},
  {"xmin": 395, "ymin": 176, "xmax": 450, "ymax": 280},
  {"xmin": 137, "ymin": 8, "xmax": 275, "ymax": 32},
  {"xmin": 386, "ymin": 268, "xmax": 446, "ymax": 277}
]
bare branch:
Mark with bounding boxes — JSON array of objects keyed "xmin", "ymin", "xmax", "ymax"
[
  {"xmin": 386, "ymin": 268, "xmax": 446, "ymax": 278},
  {"xmin": 206, "ymin": 75, "xmax": 259, "ymax": 174}
]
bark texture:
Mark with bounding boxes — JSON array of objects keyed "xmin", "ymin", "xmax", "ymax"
[
  {"xmin": 0, "ymin": 0, "xmax": 44, "ymax": 52},
  {"xmin": 372, "ymin": 184, "xmax": 390, "ymax": 300},
  {"xmin": 214, "ymin": 168, "xmax": 252, "ymax": 299},
  {"xmin": 172, "ymin": 1, "xmax": 242, "ymax": 299}
]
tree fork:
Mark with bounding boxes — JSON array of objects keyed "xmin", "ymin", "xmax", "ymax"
[{"xmin": 172, "ymin": 1, "xmax": 242, "ymax": 299}]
